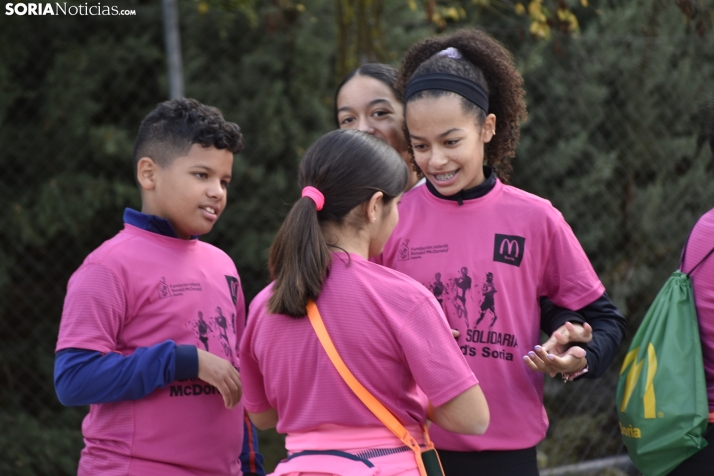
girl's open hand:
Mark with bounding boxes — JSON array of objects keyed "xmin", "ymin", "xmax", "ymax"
[
  {"xmin": 523, "ymin": 343, "xmax": 587, "ymax": 377},
  {"xmin": 523, "ymin": 322, "xmax": 592, "ymax": 377}
]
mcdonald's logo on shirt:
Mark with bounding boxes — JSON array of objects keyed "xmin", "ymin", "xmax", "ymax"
[{"xmin": 493, "ymin": 234, "xmax": 525, "ymax": 267}]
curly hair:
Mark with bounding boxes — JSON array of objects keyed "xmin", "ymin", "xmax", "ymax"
[
  {"xmin": 397, "ymin": 29, "xmax": 527, "ymax": 182},
  {"xmin": 132, "ymin": 98, "xmax": 243, "ymax": 175}
]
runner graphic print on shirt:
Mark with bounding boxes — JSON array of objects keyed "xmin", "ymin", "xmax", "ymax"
[
  {"xmin": 187, "ymin": 307, "xmax": 236, "ymax": 362},
  {"xmin": 475, "ymin": 272, "xmax": 498, "ymax": 328},
  {"xmin": 231, "ymin": 311, "xmax": 239, "ymax": 358},
  {"xmin": 176, "ymin": 305, "xmax": 240, "ymax": 399},
  {"xmin": 453, "ymin": 267, "xmax": 473, "ymax": 328},
  {"xmin": 423, "ymin": 268, "xmax": 516, "ymax": 361},
  {"xmin": 427, "ymin": 272, "xmax": 447, "ymax": 306},
  {"xmin": 214, "ymin": 306, "xmax": 234, "ymax": 362},
  {"xmin": 424, "ymin": 267, "xmax": 475, "ymax": 329},
  {"xmin": 189, "ymin": 311, "xmax": 213, "ymax": 351}
]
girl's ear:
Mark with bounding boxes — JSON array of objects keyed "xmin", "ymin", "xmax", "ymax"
[
  {"xmin": 481, "ymin": 114, "xmax": 497, "ymax": 143},
  {"xmin": 137, "ymin": 157, "xmax": 158, "ymax": 191},
  {"xmin": 365, "ymin": 191, "xmax": 384, "ymax": 224}
]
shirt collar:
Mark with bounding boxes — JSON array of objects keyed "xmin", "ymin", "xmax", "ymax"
[
  {"xmin": 425, "ymin": 166, "xmax": 497, "ymax": 205},
  {"xmin": 123, "ymin": 208, "xmax": 195, "ymax": 239}
]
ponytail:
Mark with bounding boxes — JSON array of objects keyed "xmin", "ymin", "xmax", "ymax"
[
  {"xmin": 268, "ymin": 129, "xmax": 407, "ymax": 317},
  {"xmin": 268, "ymin": 196, "xmax": 331, "ymax": 317}
]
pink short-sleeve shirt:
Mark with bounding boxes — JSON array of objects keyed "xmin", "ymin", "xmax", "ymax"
[
  {"xmin": 240, "ymin": 252, "xmax": 478, "ymax": 434},
  {"xmin": 56, "ymin": 225, "xmax": 247, "ymax": 476},
  {"xmin": 378, "ymin": 180, "xmax": 604, "ymax": 451},
  {"xmin": 682, "ymin": 208, "xmax": 714, "ymax": 411}
]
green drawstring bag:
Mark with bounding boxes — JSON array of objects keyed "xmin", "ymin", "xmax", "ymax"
[{"xmin": 616, "ymin": 239, "xmax": 714, "ymax": 476}]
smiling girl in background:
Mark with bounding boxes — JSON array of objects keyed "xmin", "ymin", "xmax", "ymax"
[{"xmin": 335, "ymin": 63, "xmax": 423, "ymax": 191}]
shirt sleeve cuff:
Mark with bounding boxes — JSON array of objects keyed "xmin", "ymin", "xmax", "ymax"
[
  {"xmin": 175, "ymin": 345, "xmax": 199, "ymax": 381},
  {"xmin": 575, "ymin": 344, "xmax": 599, "ymax": 379},
  {"xmin": 550, "ymin": 311, "xmax": 585, "ymax": 333}
]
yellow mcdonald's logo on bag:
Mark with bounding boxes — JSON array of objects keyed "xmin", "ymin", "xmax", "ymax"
[{"xmin": 620, "ymin": 343, "xmax": 658, "ymax": 418}]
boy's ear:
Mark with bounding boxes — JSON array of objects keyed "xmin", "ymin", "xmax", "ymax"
[{"xmin": 137, "ymin": 157, "xmax": 158, "ymax": 191}]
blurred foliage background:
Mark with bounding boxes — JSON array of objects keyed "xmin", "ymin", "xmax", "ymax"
[{"xmin": 1, "ymin": 0, "xmax": 713, "ymax": 474}]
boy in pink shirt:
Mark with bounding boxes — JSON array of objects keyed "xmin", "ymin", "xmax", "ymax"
[{"xmin": 54, "ymin": 98, "xmax": 263, "ymax": 475}]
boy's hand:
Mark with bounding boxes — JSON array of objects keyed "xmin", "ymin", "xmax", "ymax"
[{"xmin": 197, "ymin": 349, "xmax": 242, "ymax": 409}]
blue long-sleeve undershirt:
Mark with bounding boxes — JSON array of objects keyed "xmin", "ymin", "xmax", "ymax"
[{"xmin": 54, "ymin": 341, "xmax": 198, "ymax": 406}]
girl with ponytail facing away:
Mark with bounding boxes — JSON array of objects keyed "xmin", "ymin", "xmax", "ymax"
[{"xmin": 239, "ymin": 129, "xmax": 489, "ymax": 476}]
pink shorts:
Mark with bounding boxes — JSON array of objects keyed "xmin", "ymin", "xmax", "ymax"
[{"xmin": 271, "ymin": 424, "xmax": 425, "ymax": 476}]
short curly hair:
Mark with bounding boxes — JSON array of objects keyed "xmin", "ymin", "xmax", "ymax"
[
  {"xmin": 397, "ymin": 28, "xmax": 527, "ymax": 182},
  {"xmin": 132, "ymin": 98, "xmax": 243, "ymax": 175}
]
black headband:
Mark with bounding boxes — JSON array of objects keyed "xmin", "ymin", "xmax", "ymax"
[{"xmin": 404, "ymin": 73, "xmax": 489, "ymax": 113}]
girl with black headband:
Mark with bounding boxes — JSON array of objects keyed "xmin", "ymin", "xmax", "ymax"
[
  {"xmin": 376, "ymin": 29, "xmax": 626, "ymax": 475},
  {"xmin": 336, "ymin": 62, "xmax": 591, "ymax": 340}
]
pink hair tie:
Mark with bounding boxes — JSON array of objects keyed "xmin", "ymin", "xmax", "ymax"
[{"xmin": 302, "ymin": 186, "xmax": 325, "ymax": 211}]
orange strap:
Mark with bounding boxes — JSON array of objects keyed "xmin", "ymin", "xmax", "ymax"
[{"xmin": 306, "ymin": 300, "xmax": 433, "ymax": 476}]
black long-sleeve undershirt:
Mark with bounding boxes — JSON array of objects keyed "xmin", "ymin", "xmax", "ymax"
[{"xmin": 540, "ymin": 293, "xmax": 626, "ymax": 379}]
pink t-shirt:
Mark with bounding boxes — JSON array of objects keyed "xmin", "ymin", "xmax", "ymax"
[
  {"xmin": 56, "ymin": 224, "xmax": 246, "ymax": 476},
  {"xmin": 240, "ymin": 252, "xmax": 478, "ymax": 435},
  {"xmin": 377, "ymin": 180, "xmax": 604, "ymax": 451},
  {"xmin": 682, "ymin": 208, "xmax": 714, "ymax": 411}
]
